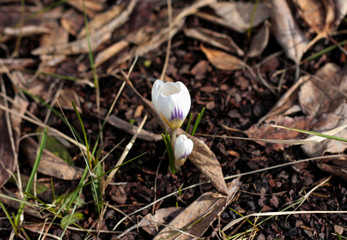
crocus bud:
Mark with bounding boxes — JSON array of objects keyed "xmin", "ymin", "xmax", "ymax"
[
  {"xmin": 174, "ymin": 134, "xmax": 193, "ymax": 168},
  {"xmin": 151, "ymin": 79, "xmax": 191, "ymax": 130}
]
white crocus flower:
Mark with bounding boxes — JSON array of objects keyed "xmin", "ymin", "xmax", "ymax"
[
  {"xmin": 152, "ymin": 79, "xmax": 191, "ymax": 130},
  {"xmin": 174, "ymin": 134, "xmax": 193, "ymax": 169}
]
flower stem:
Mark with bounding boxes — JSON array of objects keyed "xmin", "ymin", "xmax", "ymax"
[{"xmin": 171, "ymin": 129, "xmax": 177, "ymax": 150}]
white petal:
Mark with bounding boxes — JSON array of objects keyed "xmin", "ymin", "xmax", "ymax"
[
  {"xmin": 157, "ymin": 82, "xmax": 191, "ymax": 129},
  {"xmin": 174, "ymin": 134, "xmax": 193, "ymax": 161},
  {"xmin": 151, "ymin": 79, "xmax": 164, "ymax": 113}
]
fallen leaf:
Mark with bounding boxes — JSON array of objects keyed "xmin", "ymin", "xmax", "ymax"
[
  {"xmin": 32, "ymin": 0, "xmax": 137, "ymax": 55},
  {"xmin": 56, "ymin": 88, "xmax": 82, "ymax": 112},
  {"xmin": 78, "ymin": 3, "xmax": 126, "ymax": 38},
  {"xmin": 247, "ymin": 20, "xmax": 270, "ymax": 57},
  {"xmin": 154, "ymin": 178, "xmax": 240, "ymax": 239},
  {"xmin": 108, "ymin": 0, "xmax": 215, "ymax": 72},
  {"xmin": 209, "ymin": 1, "xmax": 270, "ymax": 33},
  {"xmin": 201, "ymin": 44, "xmax": 245, "ymax": 71},
  {"xmin": 294, "ymin": 0, "xmax": 347, "ymax": 47},
  {"xmin": 302, "ymin": 103, "xmax": 347, "ymax": 157},
  {"xmin": 246, "ymin": 115, "xmax": 312, "ymax": 152},
  {"xmin": 21, "ymin": 137, "xmax": 84, "ymax": 180},
  {"xmin": 271, "ymin": 0, "xmax": 308, "ymax": 63},
  {"xmin": 94, "ymin": 40, "xmax": 129, "ymax": 67},
  {"xmin": 67, "ymin": 0, "xmax": 105, "ymax": 17},
  {"xmin": 183, "ymin": 27, "xmax": 244, "ymax": 56},
  {"xmin": 298, "ymin": 63, "xmax": 345, "ymax": 116},
  {"xmin": 139, "ymin": 207, "xmax": 183, "ymax": 236},
  {"xmin": 60, "ymin": 9, "xmax": 84, "ymax": 36}
]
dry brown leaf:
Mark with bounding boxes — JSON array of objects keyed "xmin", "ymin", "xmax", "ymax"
[
  {"xmin": 95, "ymin": 40, "xmax": 129, "ymax": 67},
  {"xmin": 271, "ymin": 0, "xmax": 308, "ymax": 63},
  {"xmin": 208, "ymin": 1, "xmax": 270, "ymax": 33},
  {"xmin": 124, "ymin": 76, "xmax": 228, "ymax": 194},
  {"xmin": 302, "ymin": 103, "xmax": 347, "ymax": 157},
  {"xmin": 298, "ymin": 63, "xmax": 345, "ymax": 116},
  {"xmin": 139, "ymin": 207, "xmax": 183, "ymax": 236},
  {"xmin": 21, "ymin": 137, "xmax": 84, "ymax": 180},
  {"xmin": 154, "ymin": 178, "xmax": 241, "ymax": 239},
  {"xmin": 55, "ymin": 88, "xmax": 82, "ymax": 112},
  {"xmin": 294, "ymin": 0, "xmax": 347, "ymax": 39},
  {"xmin": 247, "ymin": 20, "xmax": 270, "ymax": 57},
  {"xmin": 246, "ymin": 115, "xmax": 313, "ymax": 152},
  {"xmin": 201, "ymin": 44, "xmax": 245, "ymax": 71},
  {"xmin": 60, "ymin": 9, "xmax": 84, "ymax": 36},
  {"xmin": 32, "ymin": 0, "xmax": 137, "ymax": 55},
  {"xmin": 78, "ymin": 3, "xmax": 126, "ymax": 38},
  {"xmin": 107, "ymin": 0, "xmax": 216, "ymax": 72},
  {"xmin": 67, "ymin": 0, "xmax": 105, "ymax": 17},
  {"xmin": 183, "ymin": 27, "xmax": 244, "ymax": 56}
]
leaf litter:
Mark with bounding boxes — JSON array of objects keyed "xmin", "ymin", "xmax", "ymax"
[{"xmin": 0, "ymin": 0, "xmax": 346, "ymax": 239}]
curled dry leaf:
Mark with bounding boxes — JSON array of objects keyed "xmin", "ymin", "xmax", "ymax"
[
  {"xmin": 154, "ymin": 178, "xmax": 241, "ymax": 240},
  {"xmin": 247, "ymin": 20, "xmax": 270, "ymax": 58},
  {"xmin": 298, "ymin": 63, "xmax": 345, "ymax": 117},
  {"xmin": 201, "ymin": 44, "xmax": 246, "ymax": 71},
  {"xmin": 124, "ymin": 76, "xmax": 228, "ymax": 194},
  {"xmin": 208, "ymin": 1, "xmax": 270, "ymax": 33},
  {"xmin": 302, "ymin": 104, "xmax": 347, "ymax": 157},
  {"xmin": 271, "ymin": 0, "xmax": 308, "ymax": 63},
  {"xmin": 107, "ymin": 0, "xmax": 215, "ymax": 72},
  {"xmin": 294, "ymin": 0, "xmax": 347, "ymax": 40},
  {"xmin": 21, "ymin": 137, "xmax": 84, "ymax": 180},
  {"xmin": 184, "ymin": 27, "xmax": 244, "ymax": 56},
  {"xmin": 32, "ymin": 0, "xmax": 137, "ymax": 55},
  {"xmin": 139, "ymin": 207, "xmax": 183, "ymax": 236}
]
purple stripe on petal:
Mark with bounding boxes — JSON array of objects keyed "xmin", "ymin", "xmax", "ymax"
[
  {"xmin": 180, "ymin": 151, "xmax": 190, "ymax": 159},
  {"xmin": 170, "ymin": 107, "xmax": 184, "ymax": 121}
]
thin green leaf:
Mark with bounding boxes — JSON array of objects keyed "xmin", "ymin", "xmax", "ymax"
[
  {"xmin": 191, "ymin": 107, "xmax": 205, "ymax": 136},
  {"xmin": 270, "ymin": 125, "xmax": 347, "ymax": 143},
  {"xmin": 15, "ymin": 127, "xmax": 48, "ymax": 226},
  {"xmin": 60, "ymin": 212, "xmax": 84, "ymax": 230},
  {"xmin": 185, "ymin": 113, "xmax": 193, "ymax": 132}
]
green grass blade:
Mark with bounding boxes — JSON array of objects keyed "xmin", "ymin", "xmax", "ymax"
[
  {"xmin": 191, "ymin": 107, "xmax": 205, "ymax": 136},
  {"xmin": 15, "ymin": 127, "xmax": 48, "ymax": 226},
  {"xmin": 0, "ymin": 201, "xmax": 17, "ymax": 234},
  {"xmin": 185, "ymin": 113, "xmax": 193, "ymax": 132},
  {"xmin": 271, "ymin": 124, "xmax": 347, "ymax": 143},
  {"xmin": 72, "ymin": 102, "xmax": 92, "ymax": 167}
]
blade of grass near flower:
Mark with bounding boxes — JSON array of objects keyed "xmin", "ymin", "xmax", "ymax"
[{"xmin": 271, "ymin": 124, "xmax": 347, "ymax": 143}]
